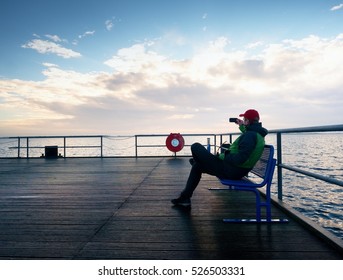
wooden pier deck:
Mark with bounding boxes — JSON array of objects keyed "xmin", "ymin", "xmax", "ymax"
[{"xmin": 0, "ymin": 157, "xmax": 342, "ymax": 260}]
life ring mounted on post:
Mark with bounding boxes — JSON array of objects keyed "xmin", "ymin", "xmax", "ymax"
[{"xmin": 166, "ymin": 133, "xmax": 185, "ymax": 153}]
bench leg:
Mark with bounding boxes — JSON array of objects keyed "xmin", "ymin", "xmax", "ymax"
[{"xmin": 210, "ymin": 186, "xmax": 289, "ymax": 223}]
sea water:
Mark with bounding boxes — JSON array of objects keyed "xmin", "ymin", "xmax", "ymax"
[
  {"xmin": 267, "ymin": 133, "xmax": 342, "ymax": 240},
  {"xmin": 0, "ymin": 133, "xmax": 342, "ymax": 239}
]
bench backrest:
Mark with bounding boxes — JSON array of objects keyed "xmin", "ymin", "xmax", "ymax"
[{"xmin": 250, "ymin": 145, "xmax": 274, "ymax": 179}]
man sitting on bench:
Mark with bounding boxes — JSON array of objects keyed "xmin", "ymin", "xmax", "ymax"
[{"xmin": 171, "ymin": 109, "xmax": 268, "ymax": 207}]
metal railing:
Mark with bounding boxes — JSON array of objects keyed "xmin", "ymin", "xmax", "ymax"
[
  {"xmin": 1, "ymin": 134, "xmax": 216, "ymax": 158},
  {"xmin": 134, "ymin": 133, "xmax": 217, "ymax": 157},
  {"xmin": 270, "ymin": 125, "xmax": 343, "ymax": 200},
  {"xmin": 4, "ymin": 135, "xmax": 105, "ymax": 158},
  {"xmin": 1, "ymin": 124, "xmax": 342, "ymax": 202}
]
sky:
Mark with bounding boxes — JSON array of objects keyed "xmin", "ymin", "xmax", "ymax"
[{"xmin": 1, "ymin": 0, "xmax": 343, "ymax": 136}]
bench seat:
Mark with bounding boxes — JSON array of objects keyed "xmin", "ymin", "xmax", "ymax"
[{"xmin": 210, "ymin": 145, "xmax": 288, "ymax": 223}]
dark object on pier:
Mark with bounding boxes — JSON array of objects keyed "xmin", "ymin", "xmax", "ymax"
[{"xmin": 45, "ymin": 146, "xmax": 58, "ymax": 158}]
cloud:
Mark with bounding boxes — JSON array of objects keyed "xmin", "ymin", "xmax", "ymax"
[
  {"xmin": 105, "ymin": 19, "xmax": 113, "ymax": 31},
  {"xmin": 3, "ymin": 33, "xmax": 343, "ymax": 135},
  {"xmin": 330, "ymin": 3, "xmax": 343, "ymax": 11},
  {"xmin": 104, "ymin": 42, "xmax": 168, "ymax": 78},
  {"xmin": 42, "ymin": 62, "xmax": 59, "ymax": 68},
  {"xmin": 78, "ymin": 30, "xmax": 95, "ymax": 39},
  {"xmin": 245, "ymin": 41, "xmax": 264, "ymax": 49},
  {"xmin": 22, "ymin": 39, "xmax": 81, "ymax": 58},
  {"xmin": 168, "ymin": 114, "xmax": 195, "ymax": 120},
  {"xmin": 105, "ymin": 17, "xmax": 121, "ymax": 31},
  {"xmin": 45, "ymin": 34, "xmax": 63, "ymax": 42}
]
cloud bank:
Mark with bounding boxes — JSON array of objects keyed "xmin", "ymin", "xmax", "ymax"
[{"xmin": 2, "ymin": 34, "xmax": 343, "ymax": 136}]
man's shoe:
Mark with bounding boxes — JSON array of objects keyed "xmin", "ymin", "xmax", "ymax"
[{"xmin": 171, "ymin": 197, "xmax": 191, "ymax": 207}]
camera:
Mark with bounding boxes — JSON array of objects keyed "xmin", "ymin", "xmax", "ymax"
[{"xmin": 229, "ymin": 118, "xmax": 238, "ymax": 123}]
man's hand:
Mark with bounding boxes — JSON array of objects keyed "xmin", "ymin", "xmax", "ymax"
[{"xmin": 236, "ymin": 118, "xmax": 244, "ymax": 125}]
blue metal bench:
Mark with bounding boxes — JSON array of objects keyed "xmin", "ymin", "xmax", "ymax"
[{"xmin": 210, "ymin": 145, "xmax": 288, "ymax": 223}]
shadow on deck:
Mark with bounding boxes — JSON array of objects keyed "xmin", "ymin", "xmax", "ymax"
[{"xmin": 0, "ymin": 157, "xmax": 342, "ymax": 259}]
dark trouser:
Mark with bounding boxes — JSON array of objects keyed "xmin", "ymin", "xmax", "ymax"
[{"xmin": 181, "ymin": 142, "xmax": 250, "ymax": 198}]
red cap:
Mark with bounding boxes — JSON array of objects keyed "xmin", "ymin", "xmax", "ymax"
[{"xmin": 239, "ymin": 109, "xmax": 260, "ymax": 120}]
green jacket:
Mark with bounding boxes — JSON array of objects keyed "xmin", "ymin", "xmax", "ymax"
[{"xmin": 219, "ymin": 122, "xmax": 268, "ymax": 169}]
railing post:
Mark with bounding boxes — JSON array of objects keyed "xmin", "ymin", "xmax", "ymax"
[
  {"xmin": 276, "ymin": 132, "xmax": 283, "ymax": 200},
  {"xmin": 26, "ymin": 137, "xmax": 29, "ymax": 158},
  {"xmin": 207, "ymin": 138, "xmax": 211, "ymax": 152},
  {"xmin": 214, "ymin": 135, "xmax": 217, "ymax": 154},
  {"xmin": 100, "ymin": 136, "xmax": 103, "ymax": 158},
  {"xmin": 135, "ymin": 135, "xmax": 138, "ymax": 158},
  {"xmin": 17, "ymin": 137, "xmax": 20, "ymax": 158},
  {"xmin": 64, "ymin": 137, "xmax": 66, "ymax": 157}
]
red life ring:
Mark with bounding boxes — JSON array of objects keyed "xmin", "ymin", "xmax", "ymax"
[{"xmin": 166, "ymin": 133, "xmax": 185, "ymax": 152}]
